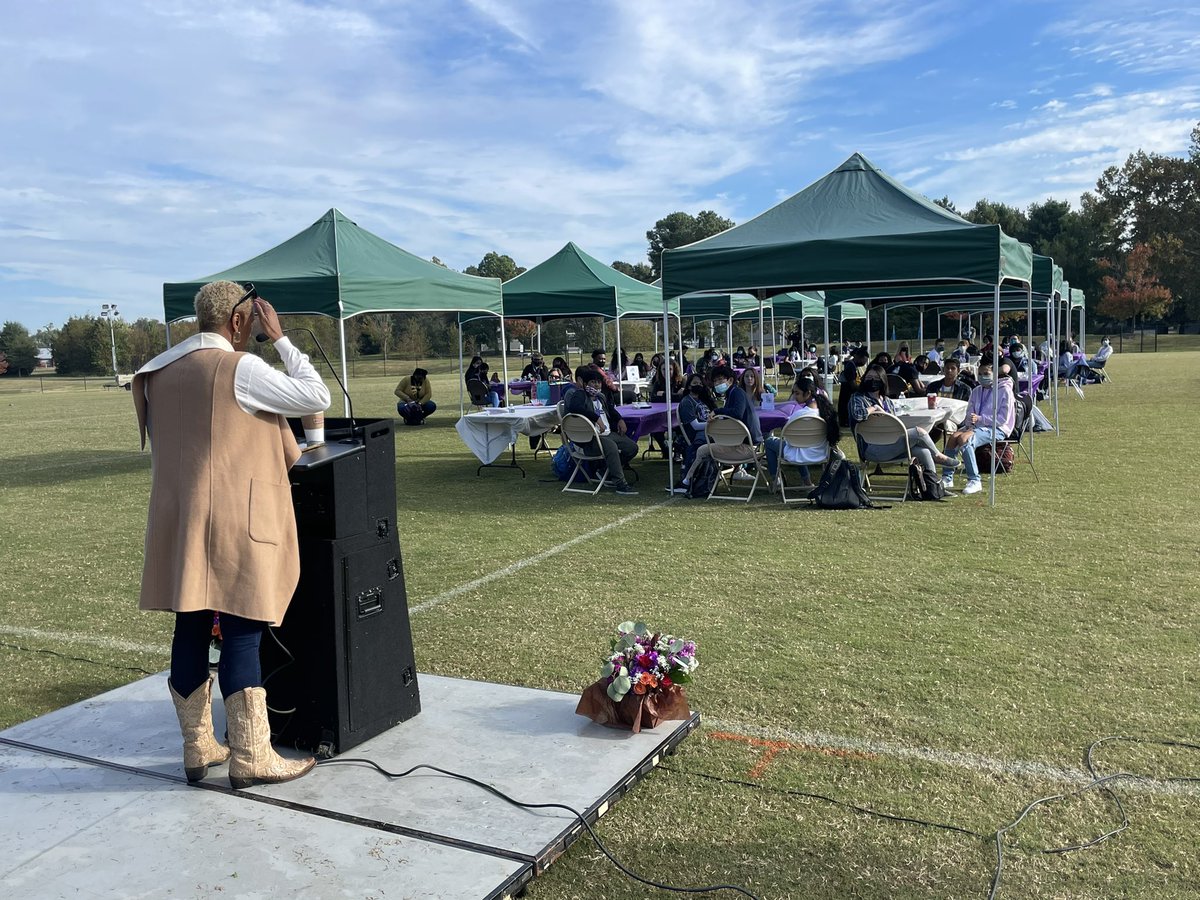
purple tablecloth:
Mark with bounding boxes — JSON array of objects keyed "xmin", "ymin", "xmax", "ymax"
[
  {"xmin": 758, "ymin": 401, "xmax": 802, "ymax": 433},
  {"xmin": 615, "ymin": 402, "xmax": 675, "ymax": 441}
]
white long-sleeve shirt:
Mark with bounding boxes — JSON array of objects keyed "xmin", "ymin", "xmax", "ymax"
[{"xmin": 137, "ymin": 332, "xmax": 330, "ymax": 416}]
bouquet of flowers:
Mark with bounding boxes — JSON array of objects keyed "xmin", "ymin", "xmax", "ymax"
[{"xmin": 576, "ymin": 621, "xmax": 697, "ymax": 733}]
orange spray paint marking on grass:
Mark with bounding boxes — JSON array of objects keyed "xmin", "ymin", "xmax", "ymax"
[{"xmin": 709, "ymin": 731, "xmax": 879, "ymax": 778}]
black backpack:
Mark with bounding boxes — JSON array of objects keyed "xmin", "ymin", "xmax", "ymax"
[
  {"xmin": 686, "ymin": 458, "xmax": 719, "ymax": 499},
  {"xmin": 808, "ymin": 458, "xmax": 874, "ymax": 509},
  {"xmin": 907, "ymin": 460, "xmax": 947, "ymax": 501}
]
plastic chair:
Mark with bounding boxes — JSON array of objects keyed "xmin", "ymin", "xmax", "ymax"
[
  {"xmin": 466, "ymin": 378, "xmax": 491, "ymax": 410},
  {"xmin": 776, "ymin": 417, "xmax": 831, "ymax": 505},
  {"xmin": 854, "ymin": 412, "xmax": 912, "ymax": 502},
  {"xmin": 559, "ymin": 414, "xmax": 610, "ymax": 495},
  {"xmin": 704, "ymin": 415, "xmax": 764, "ymax": 502}
]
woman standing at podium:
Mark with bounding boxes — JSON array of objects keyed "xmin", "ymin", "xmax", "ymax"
[{"xmin": 133, "ymin": 280, "xmax": 330, "ymax": 788}]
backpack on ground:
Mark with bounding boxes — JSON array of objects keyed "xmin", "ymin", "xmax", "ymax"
[
  {"xmin": 975, "ymin": 442, "xmax": 1015, "ymax": 475},
  {"xmin": 907, "ymin": 460, "xmax": 947, "ymax": 501},
  {"xmin": 808, "ymin": 458, "xmax": 874, "ymax": 509},
  {"xmin": 686, "ymin": 458, "xmax": 719, "ymax": 499}
]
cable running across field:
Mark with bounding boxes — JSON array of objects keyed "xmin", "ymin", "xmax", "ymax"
[
  {"xmin": 0, "ymin": 640, "xmax": 155, "ymax": 676},
  {"xmin": 316, "ymin": 756, "xmax": 760, "ymax": 898},
  {"xmin": 664, "ymin": 734, "xmax": 1200, "ymax": 899}
]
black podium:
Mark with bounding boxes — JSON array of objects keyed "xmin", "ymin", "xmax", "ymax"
[{"xmin": 260, "ymin": 417, "xmax": 421, "ymax": 757}]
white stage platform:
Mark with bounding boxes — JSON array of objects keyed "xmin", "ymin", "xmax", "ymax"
[{"xmin": 0, "ymin": 673, "xmax": 700, "ymax": 898}]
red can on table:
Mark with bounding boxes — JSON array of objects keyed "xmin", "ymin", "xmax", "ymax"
[{"xmin": 926, "ymin": 393, "xmax": 937, "ymax": 409}]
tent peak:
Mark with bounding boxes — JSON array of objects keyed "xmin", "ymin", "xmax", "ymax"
[{"xmin": 836, "ymin": 152, "xmax": 877, "ymax": 173}]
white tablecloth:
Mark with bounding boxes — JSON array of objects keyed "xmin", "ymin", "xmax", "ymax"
[
  {"xmin": 892, "ymin": 398, "xmax": 968, "ymax": 431},
  {"xmin": 456, "ymin": 406, "xmax": 561, "ymax": 464}
]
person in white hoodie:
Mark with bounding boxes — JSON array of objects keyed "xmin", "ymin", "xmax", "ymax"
[{"xmin": 941, "ymin": 361, "xmax": 1016, "ymax": 494}]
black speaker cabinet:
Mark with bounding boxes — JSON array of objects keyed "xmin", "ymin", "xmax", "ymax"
[
  {"xmin": 263, "ymin": 530, "xmax": 421, "ymax": 756},
  {"xmin": 289, "ymin": 417, "xmax": 397, "ymax": 541}
]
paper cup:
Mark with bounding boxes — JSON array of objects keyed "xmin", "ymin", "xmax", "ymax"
[{"xmin": 301, "ymin": 412, "xmax": 325, "ymax": 445}]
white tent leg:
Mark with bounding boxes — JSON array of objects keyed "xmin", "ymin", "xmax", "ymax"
[
  {"xmin": 338, "ymin": 316, "xmax": 350, "ymax": 417},
  {"xmin": 883, "ymin": 307, "xmax": 889, "ymax": 353},
  {"xmin": 989, "ymin": 284, "xmax": 1000, "ymax": 507},
  {"xmin": 165, "ymin": 321, "xmax": 173, "ymax": 349},
  {"xmin": 457, "ymin": 324, "xmax": 465, "ymax": 419},
  {"xmin": 500, "ymin": 317, "xmax": 510, "ymax": 390}
]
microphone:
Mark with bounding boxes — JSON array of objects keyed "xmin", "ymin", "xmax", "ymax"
[{"xmin": 259, "ymin": 327, "xmax": 357, "ymax": 435}]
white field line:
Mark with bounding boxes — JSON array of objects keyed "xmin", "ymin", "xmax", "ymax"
[
  {"xmin": 4, "ymin": 623, "xmax": 1194, "ymax": 797},
  {"xmin": 706, "ymin": 718, "xmax": 1200, "ymax": 798},
  {"xmin": 4, "ymin": 451, "xmax": 143, "ymax": 476},
  {"xmin": 0, "ymin": 624, "xmax": 169, "ymax": 656},
  {"xmin": 408, "ymin": 497, "xmax": 674, "ymax": 615}
]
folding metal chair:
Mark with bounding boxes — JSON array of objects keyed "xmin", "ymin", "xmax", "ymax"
[
  {"xmin": 704, "ymin": 415, "xmax": 765, "ymax": 502},
  {"xmin": 559, "ymin": 413, "xmax": 610, "ymax": 495},
  {"xmin": 776, "ymin": 417, "xmax": 831, "ymax": 505},
  {"xmin": 854, "ymin": 412, "xmax": 912, "ymax": 502}
]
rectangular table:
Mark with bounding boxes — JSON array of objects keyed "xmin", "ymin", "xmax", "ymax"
[{"xmin": 456, "ymin": 405, "xmax": 561, "ymax": 467}]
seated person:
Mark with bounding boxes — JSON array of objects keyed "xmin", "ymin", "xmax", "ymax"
[
  {"xmin": 1007, "ymin": 343, "xmax": 1030, "ymax": 373},
  {"xmin": 649, "ymin": 359, "xmax": 685, "ymax": 403},
  {"xmin": 563, "ymin": 366, "xmax": 638, "ymax": 496},
  {"xmin": 732, "ymin": 345, "xmax": 749, "ymax": 367},
  {"xmin": 589, "ymin": 349, "xmax": 618, "ymax": 392},
  {"xmin": 738, "ymin": 366, "xmax": 774, "ymax": 406},
  {"xmin": 521, "ymin": 352, "xmax": 549, "ymax": 381},
  {"xmin": 837, "ymin": 347, "xmax": 871, "ymax": 426},
  {"xmin": 927, "ymin": 358, "xmax": 972, "ymax": 401},
  {"xmin": 632, "ymin": 352, "xmax": 649, "ymax": 377},
  {"xmin": 848, "ymin": 372, "xmax": 959, "ymax": 483},
  {"xmin": 745, "ymin": 345, "xmax": 761, "ymax": 367},
  {"xmin": 950, "ymin": 339, "xmax": 970, "ymax": 363},
  {"xmin": 914, "ymin": 353, "xmax": 940, "ymax": 375},
  {"xmin": 1068, "ymin": 337, "xmax": 1113, "ymax": 378},
  {"xmin": 796, "ymin": 366, "xmax": 827, "ymax": 397},
  {"xmin": 549, "ymin": 356, "xmax": 572, "ymax": 381},
  {"xmin": 675, "ymin": 373, "xmax": 715, "ymax": 481},
  {"xmin": 894, "ymin": 344, "xmax": 913, "ymax": 365},
  {"xmin": 940, "ymin": 361, "xmax": 1015, "ymax": 495},
  {"xmin": 927, "ymin": 340, "xmax": 946, "ymax": 367},
  {"xmin": 1057, "ymin": 342, "xmax": 1076, "ymax": 379},
  {"xmin": 394, "ymin": 368, "xmax": 436, "ymax": 425},
  {"xmin": 764, "ymin": 377, "xmax": 841, "ymax": 489},
  {"xmin": 678, "ymin": 365, "xmax": 762, "ymax": 492},
  {"xmin": 466, "ymin": 358, "xmax": 501, "ymax": 407},
  {"xmin": 889, "ymin": 357, "xmax": 924, "ymax": 394}
]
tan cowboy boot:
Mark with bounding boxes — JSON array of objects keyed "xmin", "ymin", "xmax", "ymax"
[
  {"xmin": 224, "ymin": 686, "xmax": 315, "ymax": 789},
  {"xmin": 169, "ymin": 677, "xmax": 230, "ymax": 783}
]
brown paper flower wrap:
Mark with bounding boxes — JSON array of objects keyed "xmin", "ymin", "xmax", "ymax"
[
  {"xmin": 575, "ymin": 621, "xmax": 698, "ymax": 733},
  {"xmin": 575, "ymin": 680, "xmax": 691, "ymax": 733}
]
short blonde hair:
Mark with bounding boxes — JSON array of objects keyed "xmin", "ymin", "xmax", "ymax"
[{"xmin": 194, "ymin": 280, "xmax": 246, "ymax": 331}]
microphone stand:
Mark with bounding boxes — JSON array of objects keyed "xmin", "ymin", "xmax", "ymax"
[{"xmin": 259, "ymin": 327, "xmax": 357, "ymax": 437}]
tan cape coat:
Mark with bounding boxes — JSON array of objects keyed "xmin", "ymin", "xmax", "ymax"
[{"xmin": 133, "ymin": 346, "xmax": 301, "ymax": 625}]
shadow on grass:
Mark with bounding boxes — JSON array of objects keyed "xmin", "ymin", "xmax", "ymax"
[{"xmin": 0, "ymin": 450, "xmax": 149, "ymax": 489}]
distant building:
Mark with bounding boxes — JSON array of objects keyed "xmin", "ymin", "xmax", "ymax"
[{"xmin": 36, "ymin": 348, "xmax": 53, "ymax": 368}]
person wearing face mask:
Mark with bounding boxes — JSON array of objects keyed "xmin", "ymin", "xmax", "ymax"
[
  {"xmin": 563, "ymin": 365, "xmax": 638, "ymax": 495},
  {"xmin": 940, "ymin": 361, "xmax": 1016, "ymax": 494},
  {"xmin": 1007, "ymin": 342, "xmax": 1030, "ymax": 373},
  {"xmin": 849, "ymin": 369, "xmax": 960, "ymax": 483},
  {"xmin": 927, "ymin": 340, "xmax": 946, "ymax": 367},
  {"xmin": 677, "ymin": 365, "xmax": 762, "ymax": 490},
  {"xmin": 673, "ymin": 373, "xmax": 716, "ymax": 489}
]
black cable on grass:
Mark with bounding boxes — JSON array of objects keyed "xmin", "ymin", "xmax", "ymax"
[
  {"xmin": 659, "ymin": 735, "xmax": 1200, "ymax": 899},
  {"xmin": 317, "ymin": 757, "xmax": 760, "ymax": 899},
  {"xmin": 0, "ymin": 640, "xmax": 155, "ymax": 676}
]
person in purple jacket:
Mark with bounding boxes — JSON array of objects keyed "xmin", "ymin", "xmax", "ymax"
[{"xmin": 942, "ymin": 361, "xmax": 1015, "ymax": 494}]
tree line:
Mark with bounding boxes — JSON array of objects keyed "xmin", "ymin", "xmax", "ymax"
[{"xmin": 4, "ymin": 123, "xmax": 1195, "ymax": 376}]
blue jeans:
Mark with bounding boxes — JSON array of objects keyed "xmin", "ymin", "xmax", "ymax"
[
  {"xmin": 764, "ymin": 436, "xmax": 809, "ymax": 481},
  {"xmin": 397, "ymin": 399, "xmax": 436, "ymax": 424},
  {"xmin": 950, "ymin": 426, "xmax": 1004, "ymax": 480},
  {"xmin": 488, "ymin": 390, "xmax": 501, "ymax": 407},
  {"xmin": 171, "ymin": 610, "xmax": 266, "ymax": 699}
]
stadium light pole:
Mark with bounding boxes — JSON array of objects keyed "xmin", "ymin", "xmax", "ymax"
[{"xmin": 101, "ymin": 303, "xmax": 119, "ymax": 382}]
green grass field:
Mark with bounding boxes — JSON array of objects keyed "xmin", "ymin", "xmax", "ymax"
[{"xmin": 1, "ymin": 353, "xmax": 1198, "ymax": 898}]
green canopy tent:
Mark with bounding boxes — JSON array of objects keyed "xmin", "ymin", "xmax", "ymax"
[
  {"xmin": 162, "ymin": 209, "xmax": 505, "ymax": 414},
  {"xmin": 498, "ymin": 241, "xmax": 674, "ymax": 384},
  {"xmin": 662, "ymin": 152, "xmax": 1034, "ymax": 505}
]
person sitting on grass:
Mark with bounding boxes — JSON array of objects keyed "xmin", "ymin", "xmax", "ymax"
[
  {"xmin": 394, "ymin": 367, "xmax": 436, "ymax": 425},
  {"xmin": 940, "ymin": 361, "xmax": 1015, "ymax": 495},
  {"xmin": 764, "ymin": 377, "xmax": 842, "ymax": 490},
  {"xmin": 677, "ymin": 365, "xmax": 762, "ymax": 492},
  {"xmin": 563, "ymin": 365, "xmax": 638, "ymax": 496},
  {"xmin": 849, "ymin": 372, "xmax": 960, "ymax": 485}
]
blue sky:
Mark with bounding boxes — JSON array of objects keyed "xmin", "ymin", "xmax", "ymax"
[{"xmin": 2, "ymin": 0, "xmax": 1198, "ymax": 330}]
